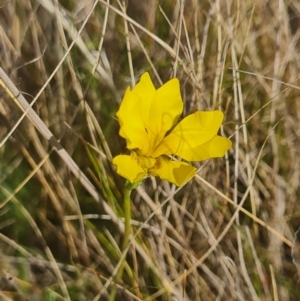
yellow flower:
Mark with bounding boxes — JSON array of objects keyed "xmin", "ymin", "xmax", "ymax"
[{"xmin": 112, "ymin": 73, "xmax": 231, "ymax": 186}]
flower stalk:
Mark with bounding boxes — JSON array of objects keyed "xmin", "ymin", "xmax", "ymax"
[
  {"xmin": 110, "ymin": 181, "xmax": 141, "ymax": 301},
  {"xmin": 122, "ymin": 181, "xmax": 136, "ymax": 251}
]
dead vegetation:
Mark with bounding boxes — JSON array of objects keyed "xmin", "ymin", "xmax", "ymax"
[{"xmin": 1, "ymin": 0, "xmax": 300, "ymax": 300}]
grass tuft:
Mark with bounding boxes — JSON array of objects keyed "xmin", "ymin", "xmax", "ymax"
[{"xmin": 1, "ymin": 0, "xmax": 300, "ymax": 300}]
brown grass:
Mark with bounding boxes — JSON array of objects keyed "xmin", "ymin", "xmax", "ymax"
[{"xmin": 1, "ymin": 0, "xmax": 300, "ymax": 300}]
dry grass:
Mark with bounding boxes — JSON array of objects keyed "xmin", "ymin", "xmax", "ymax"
[{"xmin": 1, "ymin": 0, "xmax": 300, "ymax": 300}]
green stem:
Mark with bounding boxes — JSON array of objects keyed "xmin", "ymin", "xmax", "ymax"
[
  {"xmin": 110, "ymin": 181, "xmax": 136, "ymax": 301},
  {"xmin": 122, "ymin": 185, "xmax": 132, "ymax": 251}
]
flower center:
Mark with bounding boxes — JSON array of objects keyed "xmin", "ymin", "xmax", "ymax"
[{"xmin": 136, "ymin": 155, "xmax": 156, "ymax": 172}]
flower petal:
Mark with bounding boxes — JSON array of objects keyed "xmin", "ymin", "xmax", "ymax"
[
  {"xmin": 133, "ymin": 73, "xmax": 183, "ymax": 155},
  {"xmin": 116, "ymin": 88, "xmax": 149, "ymax": 151},
  {"xmin": 131, "ymin": 72, "xmax": 156, "ymax": 110},
  {"xmin": 153, "ymin": 111, "xmax": 226, "ymax": 160},
  {"xmin": 177, "ymin": 135, "xmax": 232, "ymax": 161},
  {"xmin": 112, "ymin": 153, "xmax": 147, "ymax": 183},
  {"xmin": 150, "ymin": 157, "xmax": 196, "ymax": 186}
]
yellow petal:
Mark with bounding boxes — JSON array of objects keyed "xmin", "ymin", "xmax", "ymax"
[
  {"xmin": 112, "ymin": 153, "xmax": 147, "ymax": 183},
  {"xmin": 150, "ymin": 157, "xmax": 196, "ymax": 186},
  {"xmin": 116, "ymin": 88, "xmax": 149, "ymax": 151},
  {"xmin": 153, "ymin": 111, "xmax": 226, "ymax": 160},
  {"xmin": 131, "ymin": 72, "xmax": 156, "ymax": 111},
  {"xmin": 178, "ymin": 135, "xmax": 232, "ymax": 161},
  {"xmin": 132, "ymin": 73, "xmax": 183, "ymax": 155}
]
